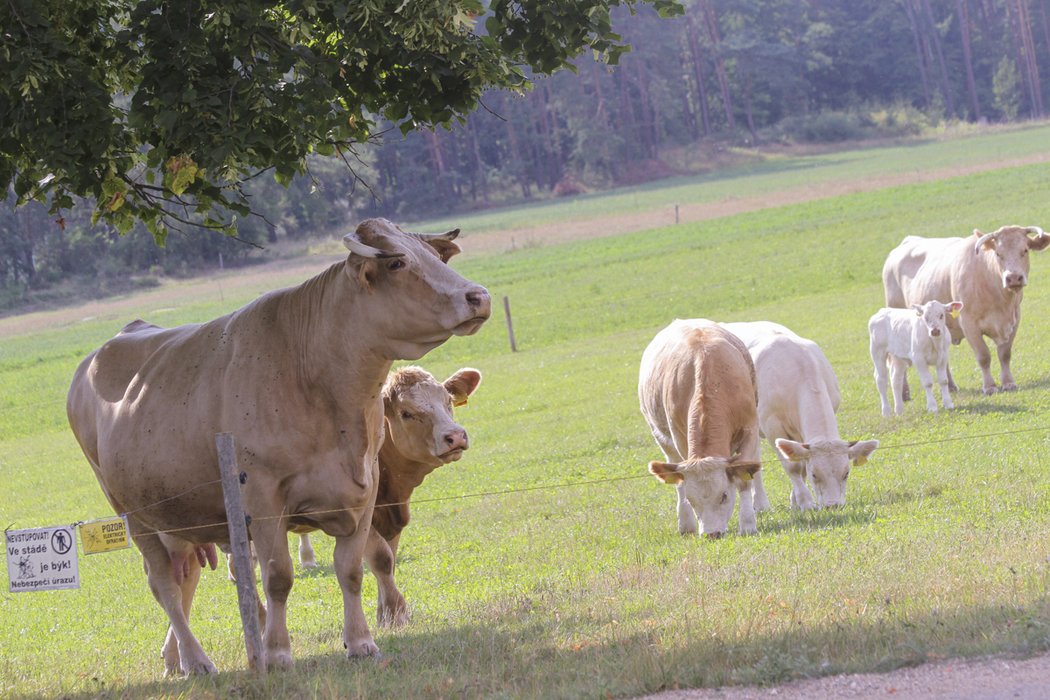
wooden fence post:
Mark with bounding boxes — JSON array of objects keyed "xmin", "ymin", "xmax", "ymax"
[
  {"xmin": 503, "ymin": 295, "xmax": 518, "ymax": 352},
  {"xmin": 216, "ymin": 432, "xmax": 267, "ymax": 673}
]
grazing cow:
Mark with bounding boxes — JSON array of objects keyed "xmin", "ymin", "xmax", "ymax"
[
  {"xmin": 638, "ymin": 319, "xmax": 763, "ymax": 538},
  {"xmin": 292, "ymin": 365, "xmax": 482, "ymax": 627},
  {"xmin": 721, "ymin": 321, "xmax": 879, "ymax": 510},
  {"xmin": 882, "ymin": 225, "xmax": 1050, "ymax": 394},
  {"xmin": 868, "ymin": 301, "xmax": 963, "ymax": 417},
  {"xmin": 66, "ymin": 218, "xmax": 490, "ymax": 675}
]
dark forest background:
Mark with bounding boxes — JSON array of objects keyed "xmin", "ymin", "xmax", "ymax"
[{"xmin": 4, "ymin": 0, "xmax": 1049, "ymax": 309}]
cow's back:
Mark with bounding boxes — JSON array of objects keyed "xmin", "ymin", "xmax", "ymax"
[
  {"xmin": 883, "ymin": 235, "xmax": 961, "ymax": 308},
  {"xmin": 639, "ymin": 320, "xmax": 757, "ymax": 459}
]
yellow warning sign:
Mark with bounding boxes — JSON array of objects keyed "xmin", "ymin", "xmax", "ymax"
[{"xmin": 79, "ymin": 516, "xmax": 131, "ymax": 554}]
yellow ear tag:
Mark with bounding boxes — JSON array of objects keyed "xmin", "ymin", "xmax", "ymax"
[
  {"xmin": 854, "ymin": 455, "xmax": 868, "ymax": 466},
  {"xmin": 740, "ymin": 472, "xmax": 753, "ymax": 482},
  {"xmin": 452, "ymin": 397, "xmax": 468, "ymax": 407},
  {"xmin": 950, "ymin": 309, "xmax": 961, "ymax": 319}
]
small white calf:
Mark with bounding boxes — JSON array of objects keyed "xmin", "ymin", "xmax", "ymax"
[{"xmin": 868, "ymin": 301, "xmax": 963, "ymax": 416}]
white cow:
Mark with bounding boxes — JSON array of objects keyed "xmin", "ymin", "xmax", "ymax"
[
  {"xmin": 868, "ymin": 301, "xmax": 963, "ymax": 416},
  {"xmin": 722, "ymin": 321, "xmax": 879, "ymax": 510},
  {"xmin": 882, "ymin": 226, "xmax": 1049, "ymax": 394},
  {"xmin": 639, "ymin": 319, "xmax": 763, "ymax": 538}
]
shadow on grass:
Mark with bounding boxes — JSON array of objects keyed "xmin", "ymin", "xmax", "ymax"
[{"xmin": 23, "ymin": 597, "xmax": 1050, "ymax": 700}]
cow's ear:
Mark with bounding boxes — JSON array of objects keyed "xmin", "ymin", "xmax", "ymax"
[
  {"xmin": 775, "ymin": 438, "xmax": 810, "ymax": 461},
  {"xmin": 847, "ymin": 439, "xmax": 879, "ymax": 466},
  {"xmin": 427, "ymin": 237, "xmax": 462, "ymax": 263},
  {"xmin": 1028, "ymin": 229, "xmax": 1050, "ymax": 251},
  {"xmin": 348, "ymin": 258, "xmax": 378, "ymax": 291},
  {"xmin": 726, "ymin": 461, "xmax": 761, "ymax": 488},
  {"xmin": 911, "ymin": 304, "xmax": 924, "ymax": 316},
  {"xmin": 649, "ymin": 461, "xmax": 684, "ymax": 485},
  {"xmin": 444, "ymin": 368, "xmax": 482, "ymax": 407},
  {"xmin": 947, "ymin": 301, "xmax": 964, "ymax": 316}
]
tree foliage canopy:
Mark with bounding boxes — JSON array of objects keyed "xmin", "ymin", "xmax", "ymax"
[{"xmin": 0, "ymin": 0, "xmax": 681, "ymax": 242}]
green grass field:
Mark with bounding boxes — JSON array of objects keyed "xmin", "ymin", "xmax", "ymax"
[{"xmin": 2, "ymin": 125, "xmax": 1050, "ymax": 699}]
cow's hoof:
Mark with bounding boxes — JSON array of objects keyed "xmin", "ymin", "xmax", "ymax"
[
  {"xmin": 181, "ymin": 658, "xmax": 218, "ymax": 676},
  {"xmin": 266, "ymin": 649, "xmax": 294, "ymax": 670},
  {"xmin": 982, "ymin": 385, "xmax": 998, "ymax": 396},
  {"xmin": 346, "ymin": 639, "xmax": 381, "ymax": 659},
  {"xmin": 1002, "ymin": 383, "xmax": 1018, "ymax": 392}
]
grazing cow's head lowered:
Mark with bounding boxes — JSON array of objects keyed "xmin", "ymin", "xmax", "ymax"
[
  {"xmin": 973, "ymin": 225, "xmax": 1050, "ymax": 292},
  {"xmin": 343, "ymin": 218, "xmax": 491, "ymax": 360},
  {"xmin": 382, "ymin": 366, "xmax": 482, "ymax": 464},
  {"xmin": 648, "ymin": 456, "xmax": 761, "ymax": 538},
  {"xmin": 774, "ymin": 439, "xmax": 879, "ymax": 509},
  {"xmin": 911, "ymin": 300, "xmax": 963, "ymax": 340}
]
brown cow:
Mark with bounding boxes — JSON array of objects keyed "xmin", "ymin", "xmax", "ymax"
[
  {"xmin": 66, "ymin": 218, "xmax": 490, "ymax": 675},
  {"xmin": 883, "ymin": 225, "xmax": 1050, "ymax": 394},
  {"xmin": 638, "ymin": 319, "xmax": 763, "ymax": 538},
  {"xmin": 292, "ymin": 365, "xmax": 482, "ymax": 627}
]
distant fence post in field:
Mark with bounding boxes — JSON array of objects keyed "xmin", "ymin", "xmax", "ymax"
[
  {"xmin": 216, "ymin": 432, "xmax": 267, "ymax": 674},
  {"xmin": 503, "ymin": 296, "xmax": 518, "ymax": 352},
  {"xmin": 675, "ymin": 203, "xmax": 679, "ymax": 224}
]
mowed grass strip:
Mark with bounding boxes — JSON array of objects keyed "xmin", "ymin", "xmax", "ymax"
[{"xmin": 2, "ymin": 160, "xmax": 1050, "ymax": 699}]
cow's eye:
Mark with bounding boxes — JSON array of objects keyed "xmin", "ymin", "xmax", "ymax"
[
  {"xmin": 719, "ymin": 492, "xmax": 728, "ymax": 504},
  {"xmin": 1023, "ymin": 249, "xmax": 1029, "ymax": 256},
  {"xmin": 387, "ymin": 259, "xmax": 406, "ymax": 271},
  {"xmin": 400, "ymin": 410, "xmax": 413, "ymax": 420}
]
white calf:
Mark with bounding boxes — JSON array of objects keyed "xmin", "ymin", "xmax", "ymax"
[{"xmin": 868, "ymin": 301, "xmax": 963, "ymax": 416}]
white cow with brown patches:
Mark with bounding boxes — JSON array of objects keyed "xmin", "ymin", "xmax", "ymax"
[
  {"xmin": 639, "ymin": 319, "xmax": 763, "ymax": 538},
  {"xmin": 882, "ymin": 225, "xmax": 1050, "ymax": 394},
  {"xmin": 67, "ymin": 218, "xmax": 490, "ymax": 675},
  {"xmin": 722, "ymin": 321, "xmax": 879, "ymax": 510}
]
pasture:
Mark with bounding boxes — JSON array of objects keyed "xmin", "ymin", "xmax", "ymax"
[{"xmin": 3, "ymin": 126, "xmax": 1050, "ymax": 699}]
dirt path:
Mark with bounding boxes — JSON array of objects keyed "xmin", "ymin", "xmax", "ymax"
[
  {"xmin": 640, "ymin": 652, "xmax": 1050, "ymax": 700},
  {"xmin": 456, "ymin": 152, "xmax": 1050, "ymax": 256}
]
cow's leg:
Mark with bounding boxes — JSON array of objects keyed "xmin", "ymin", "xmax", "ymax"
[
  {"xmin": 751, "ymin": 469, "xmax": 772, "ymax": 512},
  {"xmin": 961, "ymin": 322, "xmax": 997, "ymax": 394},
  {"xmin": 298, "ymin": 534, "xmax": 318, "ymax": 569},
  {"xmin": 912, "ymin": 360, "xmax": 939, "ymax": 412},
  {"xmin": 366, "ymin": 529, "xmax": 408, "ymax": 627},
  {"xmin": 997, "ymin": 338, "xmax": 1017, "ymax": 391},
  {"xmin": 777, "ymin": 450, "xmax": 816, "ymax": 511},
  {"xmin": 936, "ymin": 356, "xmax": 954, "ymax": 409},
  {"xmin": 334, "ymin": 525, "xmax": 381, "ymax": 658},
  {"xmin": 871, "ymin": 349, "xmax": 892, "ymax": 417},
  {"xmin": 161, "ymin": 547, "xmax": 206, "ymax": 675},
  {"xmin": 250, "ymin": 517, "xmax": 295, "ymax": 670},
  {"xmin": 889, "ymin": 357, "xmax": 908, "ymax": 415},
  {"xmin": 137, "ymin": 534, "xmax": 215, "ymax": 675},
  {"xmin": 675, "ymin": 483, "xmax": 699, "ymax": 535}
]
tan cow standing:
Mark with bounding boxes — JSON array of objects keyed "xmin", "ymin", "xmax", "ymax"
[
  {"xmin": 292, "ymin": 365, "xmax": 482, "ymax": 627},
  {"xmin": 66, "ymin": 219, "xmax": 490, "ymax": 675},
  {"xmin": 639, "ymin": 319, "xmax": 763, "ymax": 538},
  {"xmin": 882, "ymin": 225, "xmax": 1050, "ymax": 394}
]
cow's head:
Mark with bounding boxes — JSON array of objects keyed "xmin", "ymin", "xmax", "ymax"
[
  {"xmin": 343, "ymin": 218, "xmax": 491, "ymax": 360},
  {"xmin": 911, "ymin": 300, "xmax": 963, "ymax": 340},
  {"xmin": 383, "ymin": 366, "xmax": 482, "ymax": 465},
  {"xmin": 973, "ymin": 225, "xmax": 1050, "ymax": 291},
  {"xmin": 648, "ymin": 456, "xmax": 760, "ymax": 537},
  {"xmin": 775, "ymin": 438, "xmax": 879, "ymax": 508}
]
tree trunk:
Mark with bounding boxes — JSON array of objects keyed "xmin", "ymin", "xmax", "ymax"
[
  {"xmin": 903, "ymin": 0, "xmax": 933, "ymax": 107},
  {"xmin": 686, "ymin": 13, "xmax": 713, "ymax": 136},
  {"xmin": 699, "ymin": 0, "xmax": 736, "ymax": 131},
  {"xmin": 957, "ymin": 0, "xmax": 982, "ymax": 120},
  {"xmin": 920, "ymin": 0, "xmax": 957, "ymax": 115}
]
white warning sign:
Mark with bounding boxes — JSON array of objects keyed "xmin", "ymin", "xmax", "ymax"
[{"xmin": 6, "ymin": 525, "xmax": 80, "ymax": 592}]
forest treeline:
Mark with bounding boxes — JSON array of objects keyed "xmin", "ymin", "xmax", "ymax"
[{"xmin": 3, "ymin": 0, "xmax": 1049, "ymax": 308}]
